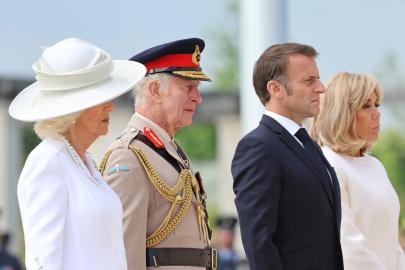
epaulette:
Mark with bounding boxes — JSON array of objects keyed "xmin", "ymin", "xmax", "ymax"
[{"xmin": 110, "ymin": 127, "xmax": 140, "ymax": 150}]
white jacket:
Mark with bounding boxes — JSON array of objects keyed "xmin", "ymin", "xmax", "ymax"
[{"xmin": 18, "ymin": 137, "xmax": 127, "ymax": 270}]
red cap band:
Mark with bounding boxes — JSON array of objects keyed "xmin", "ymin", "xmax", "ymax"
[{"xmin": 145, "ymin": 54, "xmax": 200, "ymax": 71}]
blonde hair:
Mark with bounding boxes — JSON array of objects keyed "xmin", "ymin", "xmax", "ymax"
[
  {"xmin": 34, "ymin": 111, "xmax": 82, "ymax": 140},
  {"xmin": 309, "ymin": 72, "xmax": 383, "ymax": 156},
  {"xmin": 132, "ymin": 73, "xmax": 170, "ymax": 107}
]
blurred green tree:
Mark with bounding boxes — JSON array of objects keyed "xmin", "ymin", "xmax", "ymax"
[
  {"xmin": 175, "ymin": 123, "xmax": 216, "ymax": 160},
  {"xmin": 373, "ymin": 51, "xmax": 405, "ymax": 233},
  {"xmin": 209, "ymin": 0, "xmax": 239, "ymax": 91},
  {"xmin": 21, "ymin": 125, "xmax": 40, "ymax": 165}
]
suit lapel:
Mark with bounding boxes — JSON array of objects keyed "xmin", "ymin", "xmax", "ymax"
[{"xmin": 260, "ymin": 115, "xmax": 335, "ymax": 206}]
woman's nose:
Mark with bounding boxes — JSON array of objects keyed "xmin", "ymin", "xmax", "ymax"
[
  {"xmin": 373, "ymin": 107, "xmax": 380, "ymax": 120},
  {"xmin": 104, "ymin": 101, "xmax": 114, "ymax": 113}
]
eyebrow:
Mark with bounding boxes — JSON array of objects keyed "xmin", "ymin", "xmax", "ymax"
[
  {"xmin": 187, "ymin": 82, "xmax": 200, "ymax": 87},
  {"xmin": 303, "ymin": 75, "xmax": 319, "ymax": 81},
  {"xmin": 365, "ymin": 98, "xmax": 379, "ymax": 103}
]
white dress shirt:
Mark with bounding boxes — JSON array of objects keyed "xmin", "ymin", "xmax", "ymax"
[
  {"xmin": 323, "ymin": 146, "xmax": 405, "ymax": 270},
  {"xmin": 264, "ymin": 110, "xmax": 302, "ymax": 146},
  {"xmin": 18, "ymin": 137, "xmax": 127, "ymax": 270}
]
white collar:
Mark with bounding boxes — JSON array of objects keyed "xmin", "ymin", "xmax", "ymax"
[{"xmin": 264, "ymin": 110, "xmax": 301, "ymax": 137}]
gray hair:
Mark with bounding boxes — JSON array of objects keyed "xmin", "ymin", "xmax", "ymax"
[
  {"xmin": 34, "ymin": 111, "xmax": 82, "ymax": 140},
  {"xmin": 132, "ymin": 73, "xmax": 171, "ymax": 107}
]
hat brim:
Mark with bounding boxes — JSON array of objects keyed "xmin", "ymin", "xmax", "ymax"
[
  {"xmin": 9, "ymin": 60, "xmax": 146, "ymax": 122},
  {"xmin": 163, "ymin": 70, "xmax": 211, "ymax": 82}
]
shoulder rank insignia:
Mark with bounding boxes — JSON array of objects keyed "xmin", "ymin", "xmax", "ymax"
[
  {"xmin": 143, "ymin": 127, "xmax": 165, "ymax": 149},
  {"xmin": 106, "ymin": 163, "xmax": 129, "ymax": 175}
]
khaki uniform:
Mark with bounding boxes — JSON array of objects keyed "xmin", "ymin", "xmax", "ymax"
[{"xmin": 101, "ymin": 113, "xmax": 209, "ymax": 270}]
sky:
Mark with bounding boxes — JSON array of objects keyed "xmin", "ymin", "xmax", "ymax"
[
  {"xmin": 289, "ymin": 0, "xmax": 405, "ymax": 82},
  {"xmin": 2, "ymin": 0, "xmax": 405, "ymax": 88},
  {"xmin": 0, "ymin": 1, "xmax": 224, "ymax": 79}
]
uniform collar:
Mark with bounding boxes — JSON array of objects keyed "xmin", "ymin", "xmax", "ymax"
[
  {"xmin": 130, "ymin": 112, "xmax": 174, "ymax": 146},
  {"xmin": 128, "ymin": 113, "xmax": 186, "ymax": 165}
]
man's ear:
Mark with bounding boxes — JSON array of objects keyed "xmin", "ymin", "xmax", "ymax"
[
  {"xmin": 148, "ymin": 79, "xmax": 163, "ymax": 103},
  {"xmin": 267, "ymin": 80, "xmax": 284, "ymax": 99}
]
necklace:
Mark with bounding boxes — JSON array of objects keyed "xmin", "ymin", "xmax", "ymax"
[{"xmin": 63, "ymin": 138, "xmax": 102, "ymax": 184}]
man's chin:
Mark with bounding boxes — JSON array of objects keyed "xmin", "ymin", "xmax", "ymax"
[
  {"xmin": 308, "ymin": 109, "xmax": 320, "ymax": 118},
  {"xmin": 185, "ymin": 119, "xmax": 194, "ymax": 126},
  {"xmin": 184, "ymin": 120, "xmax": 193, "ymax": 127},
  {"xmin": 176, "ymin": 120, "xmax": 193, "ymax": 131}
]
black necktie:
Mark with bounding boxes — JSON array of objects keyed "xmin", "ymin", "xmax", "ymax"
[
  {"xmin": 172, "ymin": 141, "xmax": 190, "ymax": 169},
  {"xmin": 295, "ymin": 128, "xmax": 333, "ymax": 189}
]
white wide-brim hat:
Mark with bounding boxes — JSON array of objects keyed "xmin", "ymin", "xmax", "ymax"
[{"xmin": 9, "ymin": 38, "xmax": 146, "ymax": 122}]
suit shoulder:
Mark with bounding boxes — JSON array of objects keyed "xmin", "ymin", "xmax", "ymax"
[
  {"xmin": 237, "ymin": 126, "xmax": 278, "ymax": 149},
  {"xmin": 108, "ymin": 127, "xmax": 141, "ymax": 151},
  {"xmin": 25, "ymin": 138, "xmax": 65, "ymax": 165},
  {"xmin": 234, "ymin": 130, "xmax": 279, "ymax": 163},
  {"xmin": 101, "ymin": 128, "xmax": 145, "ymax": 176},
  {"xmin": 19, "ymin": 139, "xmax": 68, "ymax": 196}
]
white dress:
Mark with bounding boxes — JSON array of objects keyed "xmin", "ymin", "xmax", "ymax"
[
  {"xmin": 322, "ymin": 147, "xmax": 405, "ymax": 270},
  {"xmin": 18, "ymin": 137, "xmax": 127, "ymax": 270}
]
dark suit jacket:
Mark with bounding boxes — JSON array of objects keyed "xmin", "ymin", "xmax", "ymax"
[{"xmin": 232, "ymin": 115, "xmax": 343, "ymax": 270}]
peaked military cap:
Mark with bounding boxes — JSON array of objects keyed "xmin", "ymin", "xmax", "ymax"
[
  {"xmin": 216, "ymin": 216, "xmax": 237, "ymax": 232},
  {"xmin": 129, "ymin": 38, "xmax": 211, "ymax": 81}
]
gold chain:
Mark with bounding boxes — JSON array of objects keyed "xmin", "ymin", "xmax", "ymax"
[
  {"xmin": 98, "ymin": 145, "xmax": 204, "ymax": 247},
  {"xmin": 99, "ymin": 149, "xmax": 113, "ymax": 173},
  {"xmin": 127, "ymin": 145, "xmax": 199, "ymax": 247}
]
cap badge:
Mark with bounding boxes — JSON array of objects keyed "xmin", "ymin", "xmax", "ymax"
[{"xmin": 192, "ymin": 45, "xmax": 201, "ymax": 65}]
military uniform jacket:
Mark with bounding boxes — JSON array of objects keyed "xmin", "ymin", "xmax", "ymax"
[{"xmin": 103, "ymin": 113, "xmax": 206, "ymax": 270}]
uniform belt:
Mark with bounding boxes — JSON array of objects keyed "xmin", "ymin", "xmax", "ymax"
[{"xmin": 146, "ymin": 247, "xmax": 217, "ymax": 269}]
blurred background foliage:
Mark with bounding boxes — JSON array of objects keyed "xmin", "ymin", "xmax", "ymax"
[
  {"xmin": 21, "ymin": 126, "xmax": 40, "ymax": 164},
  {"xmin": 172, "ymin": 0, "xmax": 237, "ymax": 162},
  {"xmin": 372, "ymin": 130, "xmax": 405, "ymax": 231},
  {"xmin": 208, "ymin": 0, "xmax": 239, "ymax": 92},
  {"xmin": 373, "ymin": 52, "xmax": 405, "ymax": 234},
  {"xmin": 175, "ymin": 123, "xmax": 217, "ymax": 160}
]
